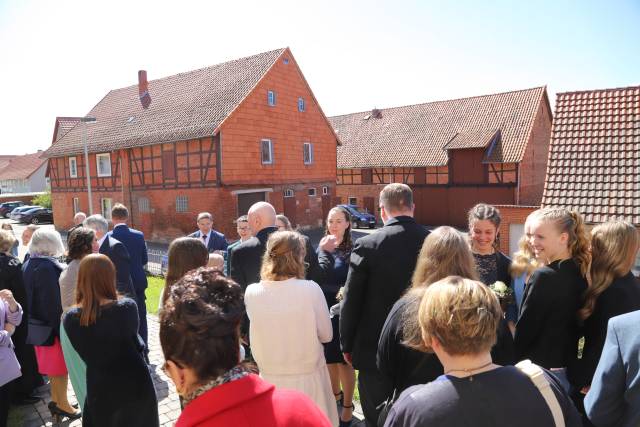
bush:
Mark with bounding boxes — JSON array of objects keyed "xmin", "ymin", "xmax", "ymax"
[{"xmin": 31, "ymin": 190, "xmax": 52, "ymax": 208}]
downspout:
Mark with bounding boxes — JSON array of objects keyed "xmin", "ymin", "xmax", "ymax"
[
  {"xmin": 516, "ymin": 163, "xmax": 521, "ymax": 205},
  {"xmin": 216, "ymin": 131, "xmax": 223, "ymax": 186}
]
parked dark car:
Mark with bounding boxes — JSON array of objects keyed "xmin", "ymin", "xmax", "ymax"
[
  {"xmin": 20, "ymin": 207, "xmax": 53, "ymax": 224},
  {"xmin": 0, "ymin": 201, "xmax": 25, "ymax": 218},
  {"xmin": 9, "ymin": 205, "xmax": 40, "ymax": 221},
  {"xmin": 339, "ymin": 204, "xmax": 377, "ymax": 229}
]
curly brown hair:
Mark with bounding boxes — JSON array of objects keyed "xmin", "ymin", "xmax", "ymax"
[
  {"xmin": 67, "ymin": 227, "xmax": 95, "ymax": 261},
  {"xmin": 159, "ymin": 267, "xmax": 245, "ymax": 380}
]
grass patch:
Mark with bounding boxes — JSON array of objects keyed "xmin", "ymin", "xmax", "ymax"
[{"xmin": 145, "ymin": 275, "xmax": 164, "ymax": 315}]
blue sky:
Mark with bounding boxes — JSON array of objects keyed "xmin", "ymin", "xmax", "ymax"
[{"xmin": 0, "ymin": 0, "xmax": 638, "ymax": 154}]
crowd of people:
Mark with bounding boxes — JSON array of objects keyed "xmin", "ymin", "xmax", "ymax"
[{"xmin": 0, "ymin": 183, "xmax": 639, "ymax": 427}]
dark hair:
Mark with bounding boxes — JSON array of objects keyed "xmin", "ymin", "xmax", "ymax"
[
  {"xmin": 76, "ymin": 254, "xmax": 118, "ymax": 326},
  {"xmin": 67, "ymin": 227, "xmax": 95, "ymax": 261},
  {"xmin": 163, "ymin": 237, "xmax": 210, "ymax": 304},
  {"xmin": 379, "ymin": 183, "xmax": 413, "ymax": 212},
  {"xmin": 468, "ymin": 203, "xmax": 502, "ymax": 249},
  {"xmin": 160, "ymin": 268, "xmax": 245, "ymax": 380},
  {"xmin": 111, "ymin": 203, "xmax": 129, "ymax": 220},
  {"xmin": 325, "ymin": 206, "xmax": 353, "ymax": 252}
]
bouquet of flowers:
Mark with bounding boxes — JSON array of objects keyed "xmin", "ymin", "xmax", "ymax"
[{"xmin": 489, "ymin": 281, "xmax": 514, "ymax": 312}]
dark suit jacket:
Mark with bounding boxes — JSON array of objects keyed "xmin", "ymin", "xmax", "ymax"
[
  {"xmin": 189, "ymin": 229, "xmax": 228, "ymax": 252},
  {"xmin": 22, "ymin": 257, "xmax": 64, "ymax": 343},
  {"xmin": 99, "ymin": 236, "xmax": 134, "ymax": 296},
  {"xmin": 339, "ymin": 216, "xmax": 429, "ymax": 371},
  {"xmin": 585, "ymin": 310, "xmax": 640, "ymax": 427},
  {"xmin": 569, "ymin": 272, "xmax": 640, "ymax": 388},
  {"xmin": 229, "ymin": 227, "xmax": 320, "ymax": 290},
  {"xmin": 514, "ymin": 258, "xmax": 588, "ymax": 369},
  {"xmin": 111, "ymin": 225, "xmax": 149, "ymax": 294}
]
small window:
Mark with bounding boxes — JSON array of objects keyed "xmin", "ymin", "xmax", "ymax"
[
  {"xmin": 267, "ymin": 90, "xmax": 276, "ymax": 106},
  {"xmin": 308, "ymin": 188, "xmax": 316, "ymax": 197},
  {"xmin": 69, "ymin": 157, "xmax": 78, "ymax": 178},
  {"xmin": 298, "ymin": 97, "xmax": 305, "ymax": 112},
  {"xmin": 176, "ymin": 195, "xmax": 188, "ymax": 213},
  {"xmin": 138, "ymin": 197, "xmax": 150, "ymax": 213},
  {"xmin": 261, "ymin": 139, "xmax": 273, "ymax": 164},
  {"xmin": 284, "ymin": 189, "xmax": 294, "ymax": 198},
  {"xmin": 303, "ymin": 143, "xmax": 314, "ymax": 165},
  {"xmin": 72, "ymin": 197, "xmax": 80, "ymax": 214},
  {"xmin": 322, "ymin": 186, "xmax": 329, "ymax": 195},
  {"xmin": 96, "ymin": 153, "xmax": 112, "ymax": 177},
  {"xmin": 101, "ymin": 198, "xmax": 112, "ymax": 220},
  {"xmin": 348, "ymin": 197, "xmax": 357, "ymax": 206}
]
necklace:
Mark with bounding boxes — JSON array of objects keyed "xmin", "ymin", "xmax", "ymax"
[{"xmin": 444, "ymin": 361, "xmax": 494, "ymax": 381}]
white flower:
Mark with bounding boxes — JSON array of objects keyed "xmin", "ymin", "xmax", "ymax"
[{"xmin": 492, "ymin": 281, "xmax": 507, "ymax": 293}]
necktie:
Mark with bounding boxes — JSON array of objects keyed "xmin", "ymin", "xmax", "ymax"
[{"xmin": 202, "ymin": 234, "xmax": 207, "ymax": 242}]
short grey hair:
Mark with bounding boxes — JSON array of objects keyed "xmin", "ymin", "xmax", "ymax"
[
  {"xmin": 197, "ymin": 212, "xmax": 213, "ymax": 222},
  {"xmin": 28, "ymin": 228, "xmax": 65, "ymax": 257},
  {"xmin": 83, "ymin": 214, "xmax": 109, "ymax": 234}
]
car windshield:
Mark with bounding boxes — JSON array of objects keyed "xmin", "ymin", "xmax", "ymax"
[{"xmin": 348, "ymin": 206, "xmax": 365, "ymax": 214}]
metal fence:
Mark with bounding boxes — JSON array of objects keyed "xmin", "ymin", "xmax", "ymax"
[{"xmin": 146, "ymin": 249, "xmax": 167, "ymax": 276}]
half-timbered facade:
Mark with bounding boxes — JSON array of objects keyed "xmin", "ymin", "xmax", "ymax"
[
  {"xmin": 330, "ymin": 87, "xmax": 552, "ymax": 227},
  {"xmin": 45, "ymin": 48, "xmax": 338, "ymax": 240}
]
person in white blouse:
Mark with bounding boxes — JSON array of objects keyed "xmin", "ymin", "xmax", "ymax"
[{"xmin": 245, "ymin": 231, "xmax": 339, "ymax": 426}]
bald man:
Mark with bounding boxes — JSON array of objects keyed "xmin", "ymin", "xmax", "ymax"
[{"xmin": 68, "ymin": 212, "xmax": 87, "ymax": 234}]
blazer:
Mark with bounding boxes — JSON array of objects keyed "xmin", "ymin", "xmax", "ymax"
[
  {"xmin": 175, "ymin": 374, "xmax": 331, "ymax": 427},
  {"xmin": 514, "ymin": 258, "xmax": 588, "ymax": 369},
  {"xmin": 22, "ymin": 257, "xmax": 64, "ymax": 342},
  {"xmin": 110, "ymin": 225, "xmax": 149, "ymax": 293},
  {"xmin": 339, "ymin": 216, "xmax": 429, "ymax": 371},
  {"xmin": 569, "ymin": 272, "xmax": 640, "ymax": 388},
  {"xmin": 585, "ymin": 310, "xmax": 640, "ymax": 427},
  {"xmin": 99, "ymin": 236, "xmax": 134, "ymax": 296},
  {"xmin": 188, "ymin": 229, "xmax": 228, "ymax": 253}
]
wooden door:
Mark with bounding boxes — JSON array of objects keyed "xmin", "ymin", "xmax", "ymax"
[
  {"xmin": 363, "ymin": 196, "xmax": 375, "ymax": 215},
  {"xmin": 321, "ymin": 195, "xmax": 332, "ymax": 225},
  {"xmin": 237, "ymin": 192, "xmax": 266, "ymax": 216},
  {"xmin": 283, "ymin": 194, "xmax": 297, "ymax": 226}
]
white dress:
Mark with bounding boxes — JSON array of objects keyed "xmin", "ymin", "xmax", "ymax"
[{"xmin": 245, "ymin": 278, "xmax": 339, "ymax": 426}]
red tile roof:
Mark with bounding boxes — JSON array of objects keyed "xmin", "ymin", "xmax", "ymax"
[
  {"xmin": 331, "ymin": 87, "xmax": 548, "ymax": 168},
  {"xmin": 444, "ymin": 128, "xmax": 500, "ymax": 150},
  {"xmin": 52, "ymin": 117, "xmax": 82, "ymax": 143},
  {"xmin": 0, "ymin": 155, "xmax": 17, "ymax": 171},
  {"xmin": 0, "ymin": 152, "xmax": 47, "ymax": 180},
  {"xmin": 541, "ymin": 85, "xmax": 640, "ymax": 224},
  {"xmin": 44, "ymin": 48, "xmax": 287, "ymax": 157}
]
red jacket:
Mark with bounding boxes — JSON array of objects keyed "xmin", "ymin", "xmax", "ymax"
[{"xmin": 176, "ymin": 374, "xmax": 332, "ymax": 427}]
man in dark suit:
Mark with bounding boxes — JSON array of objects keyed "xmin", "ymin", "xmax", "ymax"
[
  {"xmin": 585, "ymin": 310, "xmax": 640, "ymax": 427},
  {"xmin": 83, "ymin": 214, "xmax": 134, "ymax": 296},
  {"xmin": 110, "ymin": 203, "xmax": 149, "ymax": 357},
  {"xmin": 188, "ymin": 212, "xmax": 228, "ymax": 253},
  {"xmin": 340, "ymin": 183, "xmax": 429, "ymax": 426},
  {"xmin": 67, "ymin": 212, "xmax": 86, "ymax": 235}
]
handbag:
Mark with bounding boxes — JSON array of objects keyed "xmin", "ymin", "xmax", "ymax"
[
  {"xmin": 26, "ymin": 317, "xmax": 54, "ymax": 346},
  {"xmin": 376, "ymin": 388, "xmax": 398, "ymax": 427},
  {"xmin": 516, "ymin": 360, "xmax": 566, "ymax": 427}
]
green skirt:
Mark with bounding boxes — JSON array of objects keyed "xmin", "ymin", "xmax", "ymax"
[{"xmin": 60, "ymin": 320, "xmax": 87, "ymax": 410}]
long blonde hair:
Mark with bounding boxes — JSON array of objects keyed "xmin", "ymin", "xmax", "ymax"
[
  {"xmin": 260, "ymin": 231, "xmax": 306, "ymax": 281},
  {"xmin": 579, "ymin": 221, "xmax": 639, "ymax": 320},
  {"xmin": 534, "ymin": 208, "xmax": 591, "ymax": 278},
  {"xmin": 510, "ymin": 231, "xmax": 542, "ymax": 278},
  {"xmin": 411, "ymin": 226, "xmax": 478, "ymax": 288}
]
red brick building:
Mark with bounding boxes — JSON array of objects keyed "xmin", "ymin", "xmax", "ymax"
[
  {"xmin": 44, "ymin": 48, "xmax": 338, "ymax": 241},
  {"xmin": 330, "ymin": 87, "xmax": 552, "ymax": 228},
  {"xmin": 500, "ymin": 85, "xmax": 640, "ymax": 267}
]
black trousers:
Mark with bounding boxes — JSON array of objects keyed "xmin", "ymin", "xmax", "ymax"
[
  {"xmin": 0, "ymin": 380, "xmax": 13, "ymax": 427},
  {"xmin": 135, "ymin": 290, "xmax": 148, "ymax": 358},
  {"xmin": 358, "ymin": 369, "xmax": 392, "ymax": 427}
]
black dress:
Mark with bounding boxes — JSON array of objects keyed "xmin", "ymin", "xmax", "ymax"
[
  {"xmin": 63, "ymin": 298, "xmax": 159, "ymax": 427},
  {"xmin": 0, "ymin": 254, "xmax": 41, "ymax": 399}
]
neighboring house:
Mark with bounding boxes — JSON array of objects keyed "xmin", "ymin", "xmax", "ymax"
[
  {"xmin": 498, "ymin": 85, "xmax": 640, "ymax": 271},
  {"xmin": 0, "ymin": 151, "xmax": 48, "ymax": 194},
  {"xmin": 44, "ymin": 48, "xmax": 338, "ymax": 240},
  {"xmin": 329, "ymin": 87, "xmax": 553, "ymax": 227}
]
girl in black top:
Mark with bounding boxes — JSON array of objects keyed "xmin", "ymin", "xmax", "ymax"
[
  {"xmin": 514, "ymin": 208, "xmax": 590, "ymax": 371},
  {"xmin": 467, "ymin": 203, "xmax": 515, "ymax": 365},
  {"xmin": 569, "ymin": 221, "xmax": 640, "ymax": 416}
]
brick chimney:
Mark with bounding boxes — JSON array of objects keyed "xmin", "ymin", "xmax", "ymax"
[{"xmin": 138, "ymin": 70, "xmax": 151, "ymax": 109}]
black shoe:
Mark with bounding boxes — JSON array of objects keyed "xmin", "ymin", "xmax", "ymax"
[{"xmin": 48, "ymin": 401, "xmax": 82, "ymax": 423}]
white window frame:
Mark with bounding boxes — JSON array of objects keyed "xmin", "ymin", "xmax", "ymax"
[
  {"xmin": 69, "ymin": 157, "xmax": 78, "ymax": 178},
  {"xmin": 72, "ymin": 197, "xmax": 80, "ymax": 214},
  {"xmin": 308, "ymin": 188, "xmax": 317, "ymax": 197},
  {"xmin": 101, "ymin": 198, "xmax": 112, "ymax": 220},
  {"xmin": 322, "ymin": 186, "xmax": 329, "ymax": 195},
  {"xmin": 176, "ymin": 195, "xmax": 188, "ymax": 213},
  {"xmin": 284, "ymin": 189, "xmax": 294, "ymax": 198},
  {"xmin": 96, "ymin": 153, "xmax": 112, "ymax": 177},
  {"xmin": 303, "ymin": 142, "xmax": 314, "ymax": 165},
  {"xmin": 261, "ymin": 139, "xmax": 273, "ymax": 165},
  {"xmin": 298, "ymin": 97, "xmax": 305, "ymax": 112},
  {"xmin": 267, "ymin": 90, "xmax": 276, "ymax": 106}
]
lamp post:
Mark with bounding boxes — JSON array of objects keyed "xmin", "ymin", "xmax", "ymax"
[{"xmin": 80, "ymin": 117, "xmax": 97, "ymax": 214}]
